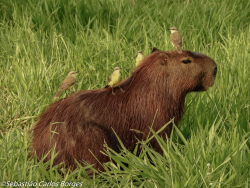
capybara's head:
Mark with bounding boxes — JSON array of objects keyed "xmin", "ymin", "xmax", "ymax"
[{"xmin": 154, "ymin": 50, "xmax": 217, "ymax": 92}]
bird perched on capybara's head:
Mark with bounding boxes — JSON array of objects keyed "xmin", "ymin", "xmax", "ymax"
[{"xmin": 32, "ymin": 49, "xmax": 217, "ymax": 173}]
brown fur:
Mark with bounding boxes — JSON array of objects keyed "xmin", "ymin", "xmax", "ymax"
[{"xmin": 32, "ymin": 50, "xmax": 217, "ymax": 172}]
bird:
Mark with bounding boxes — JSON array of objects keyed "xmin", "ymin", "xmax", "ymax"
[
  {"xmin": 54, "ymin": 71, "xmax": 78, "ymax": 99},
  {"xmin": 104, "ymin": 67, "xmax": 124, "ymax": 95},
  {"xmin": 168, "ymin": 27, "xmax": 183, "ymax": 54},
  {"xmin": 135, "ymin": 50, "xmax": 145, "ymax": 66}
]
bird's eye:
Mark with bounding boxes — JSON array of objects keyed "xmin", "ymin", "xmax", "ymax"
[{"xmin": 182, "ymin": 60, "xmax": 192, "ymax": 64}]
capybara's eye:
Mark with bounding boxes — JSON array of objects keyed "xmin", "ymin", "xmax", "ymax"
[{"xmin": 182, "ymin": 60, "xmax": 192, "ymax": 64}]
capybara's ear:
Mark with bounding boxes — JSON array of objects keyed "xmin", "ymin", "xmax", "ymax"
[
  {"xmin": 151, "ymin": 47, "xmax": 161, "ymax": 54},
  {"xmin": 157, "ymin": 52, "xmax": 169, "ymax": 66}
]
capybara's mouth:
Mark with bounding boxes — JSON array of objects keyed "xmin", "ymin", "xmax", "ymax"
[
  {"xmin": 194, "ymin": 77, "xmax": 216, "ymax": 92},
  {"xmin": 193, "ymin": 84, "xmax": 206, "ymax": 92},
  {"xmin": 196, "ymin": 66, "xmax": 217, "ymax": 92}
]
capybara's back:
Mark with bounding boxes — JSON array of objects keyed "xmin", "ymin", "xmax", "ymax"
[{"xmin": 32, "ymin": 50, "xmax": 217, "ymax": 172}]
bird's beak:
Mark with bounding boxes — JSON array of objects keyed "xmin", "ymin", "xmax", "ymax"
[
  {"xmin": 167, "ymin": 29, "xmax": 171, "ymax": 30},
  {"xmin": 75, "ymin": 71, "xmax": 79, "ymax": 73}
]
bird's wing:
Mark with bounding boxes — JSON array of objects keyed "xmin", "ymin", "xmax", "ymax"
[
  {"xmin": 118, "ymin": 73, "xmax": 122, "ymax": 82},
  {"xmin": 171, "ymin": 33, "xmax": 182, "ymax": 47},
  {"xmin": 171, "ymin": 40, "xmax": 182, "ymax": 49},
  {"xmin": 59, "ymin": 77, "xmax": 76, "ymax": 90},
  {"xmin": 104, "ymin": 74, "xmax": 112, "ymax": 88}
]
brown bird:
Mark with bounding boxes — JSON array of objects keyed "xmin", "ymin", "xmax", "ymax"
[
  {"xmin": 168, "ymin": 27, "xmax": 183, "ymax": 54},
  {"xmin": 54, "ymin": 71, "xmax": 78, "ymax": 99},
  {"xmin": 135, "ymin": 50, "xmax": 145, "ymax": 66},
  {"xmin": 104, "ymin": 67, "xmax": 124, "ymax": 95}
]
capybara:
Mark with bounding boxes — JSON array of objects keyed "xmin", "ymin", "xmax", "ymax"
[{"xmin": 32, "ymin": 49, "xmax": 217, "ymax": 172}]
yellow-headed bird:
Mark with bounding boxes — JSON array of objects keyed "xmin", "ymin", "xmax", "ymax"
[
  {"xmin": 135, "ymin": 50, "xmax": 145, "ymax": 66},
  {"xmin": 104, "ymin": 67, "xmax": 124, "ymax": 95}
]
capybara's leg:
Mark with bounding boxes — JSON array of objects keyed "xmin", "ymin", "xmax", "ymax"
[
  {"xmin": 33, "ymin": 123, "xmax": 112, "ymax": 173},
  {"xmin": 64, "ymin": 125, "xmax": 112, "ymax": 172}
]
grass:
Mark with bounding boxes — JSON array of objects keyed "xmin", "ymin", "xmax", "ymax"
[{"xmin": 0, "ymin": 0, "xmax": 250, "ymax": 187}]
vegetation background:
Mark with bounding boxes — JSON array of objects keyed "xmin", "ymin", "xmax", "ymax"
[{"xmin": 0, "ymin": 0, "xmax": 250, "ymax": 187}]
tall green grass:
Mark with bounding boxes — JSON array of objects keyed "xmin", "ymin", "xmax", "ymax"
[{"xmin": 0, "ymin": 0, "xmax": 249, "ymax": 186}]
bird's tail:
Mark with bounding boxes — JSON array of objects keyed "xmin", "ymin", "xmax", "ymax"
[
  {"xmin": 104, "ymin": 85, "xmax": 110, "ymax": 88},
  {"xmin": 177, "ymin": 47, "xmax": 182, "ymax": 54},
  {"xmin": 54, "ymin": 90, "xmax": 62, "ymax": 98}
]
